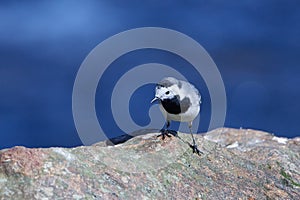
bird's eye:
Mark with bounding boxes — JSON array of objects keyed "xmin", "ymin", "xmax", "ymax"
[{"xmin": 165, "ymin": 91, "xmax": 170, "ymax": 95}]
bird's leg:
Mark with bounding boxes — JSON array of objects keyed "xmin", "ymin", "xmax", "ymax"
[
  {"xmin": 163, "ymin": 120, "xmax": 172, "ymax": 138},
  {"xmin": 158, "ymin": 120, "xmax": 172, "ymax": 139},
  {"xmin": 188, "ymin": 122, "xmax": 202, "ymax": 155}
]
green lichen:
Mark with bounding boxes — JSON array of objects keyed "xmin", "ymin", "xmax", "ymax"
[{"xmin": 280, "ymin": 168, "xmax": 300, "ymax": 187}]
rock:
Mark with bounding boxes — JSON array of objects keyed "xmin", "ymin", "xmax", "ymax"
[{"xmin": 0, "ymin": 128, "xmax": 299, "ymax": 199}]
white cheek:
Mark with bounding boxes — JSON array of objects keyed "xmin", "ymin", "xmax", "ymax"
[
  {"xmin": 156, "ymin": 88, "xmax": 168, "ymax": 98},
  {"xmin": 166, "ymin": 94, "xmax": 173, "ymax": 99},
  {"xmin": 161, "ymin": 94, "xmax": 168, "ymax": 99}
]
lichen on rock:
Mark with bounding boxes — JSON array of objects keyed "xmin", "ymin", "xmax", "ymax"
[{"xmin": 0, "ymin": 128, "xmax": 299, "ymax": 199}]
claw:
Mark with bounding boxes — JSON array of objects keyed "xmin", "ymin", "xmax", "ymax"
[
  {"xmin": 157, "ymin": 129, "xmax": 173, "ymax": 140},
  {"xmin": 189, "ymin": 144, "xmax": 203, "ymax": 155}
]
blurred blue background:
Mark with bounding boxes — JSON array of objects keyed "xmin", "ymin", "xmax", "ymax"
[{"xmin": 1, "ymin": 1, "xmax": 299, "ymax": 149}]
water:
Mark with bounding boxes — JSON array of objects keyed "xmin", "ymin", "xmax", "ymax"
[{"xmin": 0, "ymin": 1, "xmax": 299, "ymax": 149}]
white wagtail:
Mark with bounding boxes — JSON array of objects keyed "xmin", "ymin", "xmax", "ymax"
[{"xmin": 151, "ymin": 77, "xmax": 202, "ymax": 155}]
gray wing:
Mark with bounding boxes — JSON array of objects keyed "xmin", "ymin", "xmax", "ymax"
[{"xmin": 179, "ymin": 79, "xmax": 201, "ymax": 105}]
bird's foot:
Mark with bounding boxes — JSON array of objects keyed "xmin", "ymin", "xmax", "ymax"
[
  {"xmin": 189, "ymin": 144, "xmax": 203, "ymax": 156},
  {"xmin": 157, "ymin": 129, "xmax": 176, "ymax": 140}
]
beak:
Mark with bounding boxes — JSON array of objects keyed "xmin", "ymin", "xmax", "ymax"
[{"xmin": 151, "ymin": 96, "xmax": 159, "ymax": 103}]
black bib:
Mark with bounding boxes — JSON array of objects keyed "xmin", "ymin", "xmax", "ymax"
[{"xmin": 161, "ymin": 95, "xmax": 191, "ymax": 114}]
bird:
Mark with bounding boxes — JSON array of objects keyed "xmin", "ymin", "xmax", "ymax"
[{"xmin": 151, "ymin": 77, "xmax": 202, "ymax": 155}]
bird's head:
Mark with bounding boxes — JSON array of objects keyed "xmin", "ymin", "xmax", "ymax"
[{"xmin": 151, "ymin": 84, "xmax": 176, "ymax": 103}]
